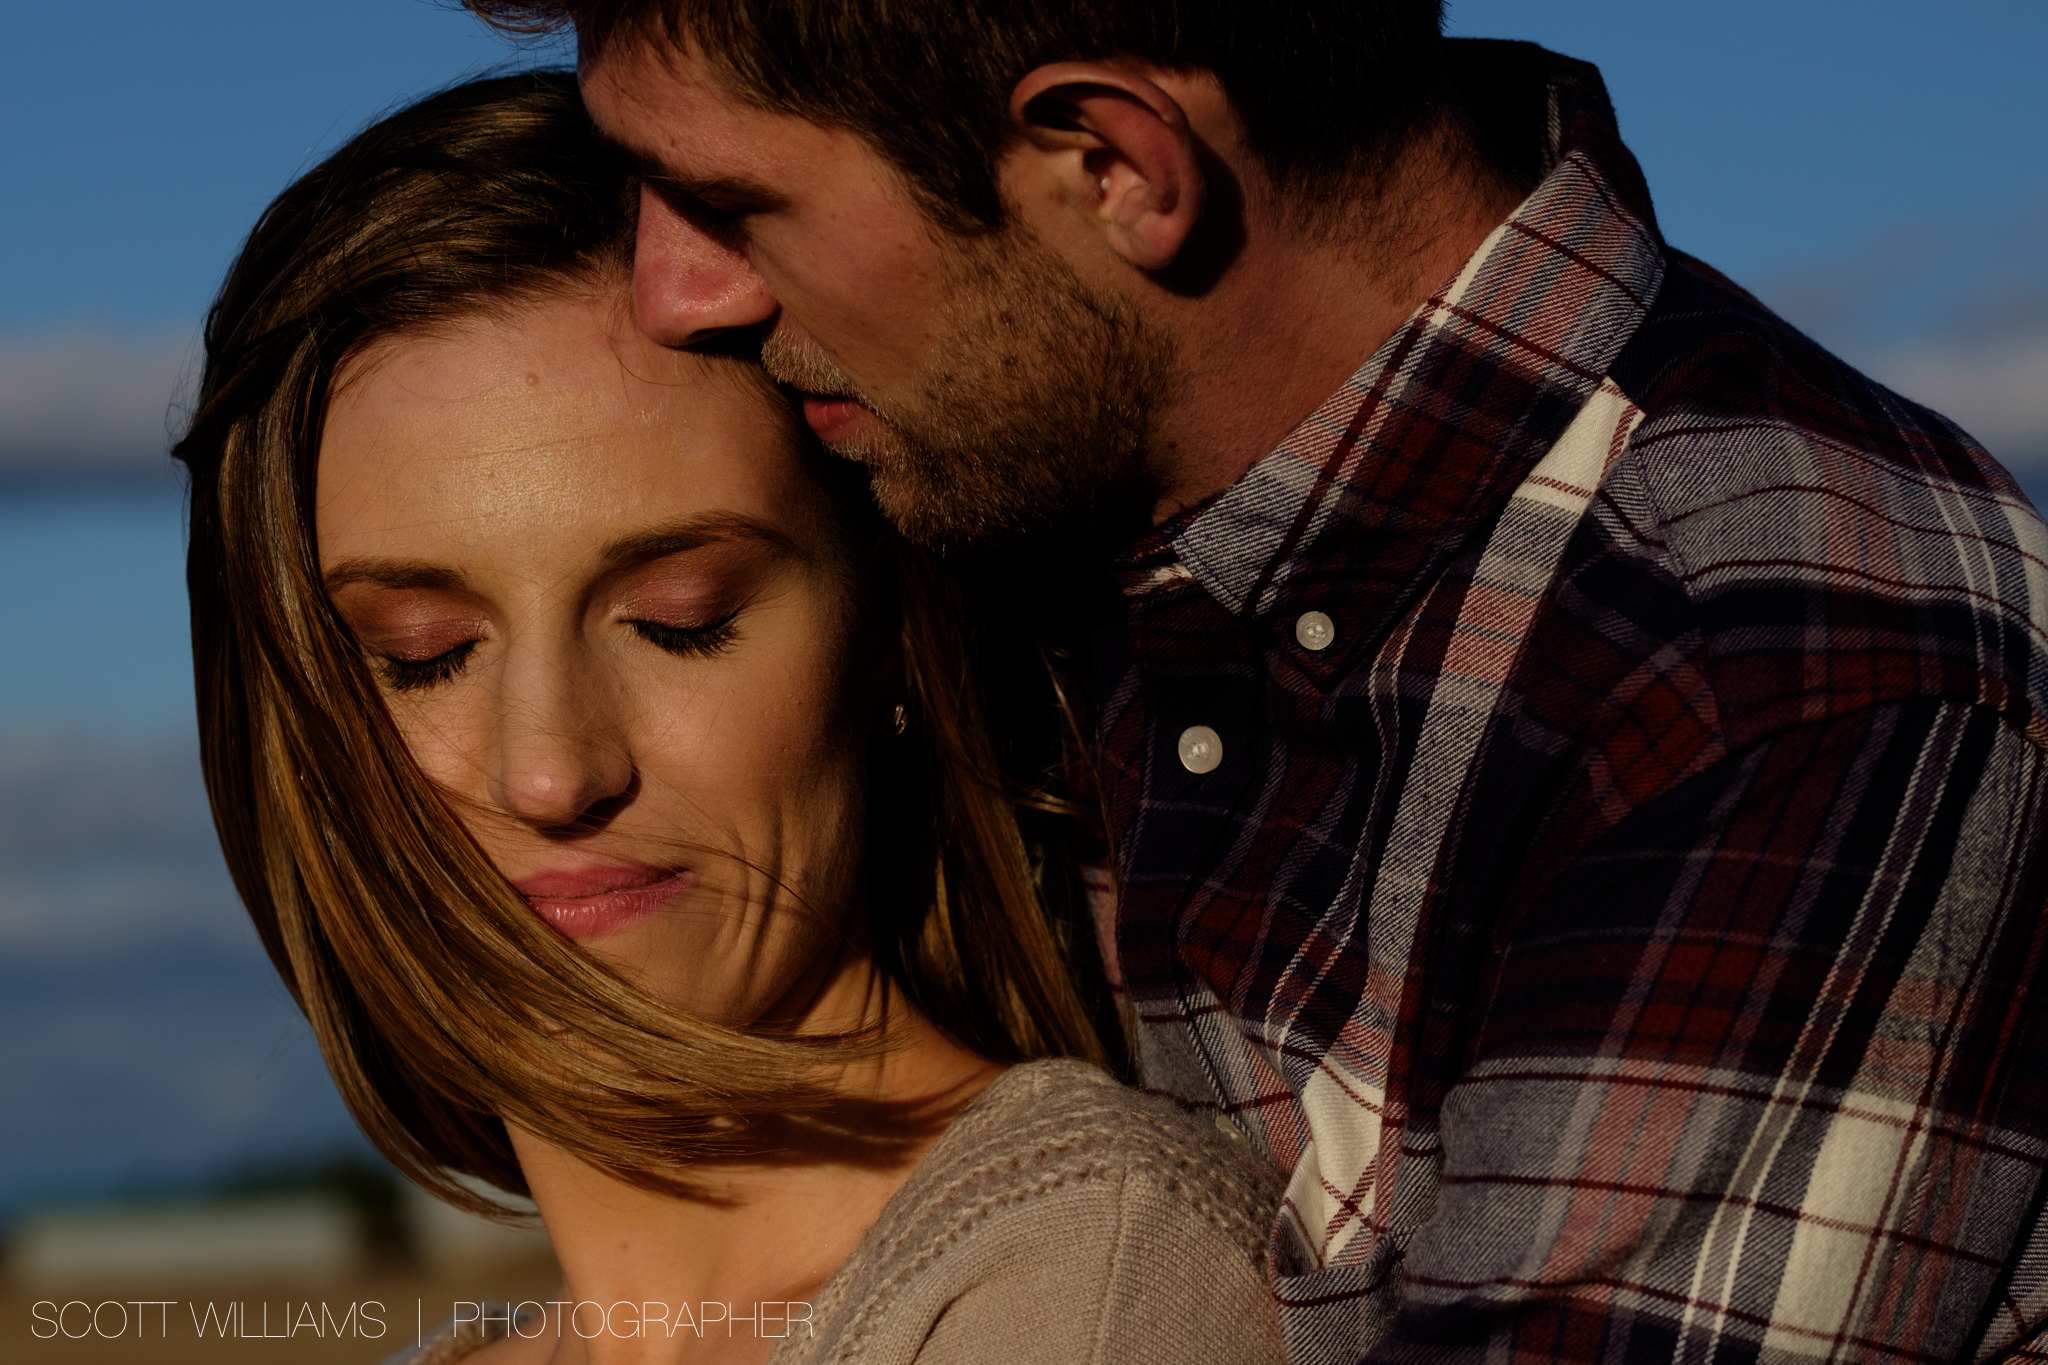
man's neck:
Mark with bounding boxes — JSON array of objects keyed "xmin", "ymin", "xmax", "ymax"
[{"xmin": 1146, "ymin": 113, "xmax": 1528, "ymax": 523}]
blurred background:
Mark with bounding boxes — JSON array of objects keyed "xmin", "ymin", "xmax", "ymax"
[
  {"xmin": 2, "ymin": 4, "xmax": 569, "ymax": 1358},
  {"xmin": 2, "ymin": 0, "xmax": 2044, "ymax": 1355}
]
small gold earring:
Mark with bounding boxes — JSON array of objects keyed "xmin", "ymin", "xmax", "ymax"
[{"xmin": 890, "ymin": 703, "xmax": 909, "ymax": 736}]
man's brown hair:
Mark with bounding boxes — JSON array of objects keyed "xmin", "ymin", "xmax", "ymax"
[
  {"xmin": 468, "ymin": 0, "xmax": 1447, "ymax": 232},
  {"xmin": 174, "ymin": 70, "xmax": 1107, "ymax": 1215}
]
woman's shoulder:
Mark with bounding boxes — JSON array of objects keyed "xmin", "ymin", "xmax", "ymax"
[
  {"xmin": 919, "ymin": 1057, "xmax": 1283, "ymax": 1252},
  {"xmin": 775, "ymin": 1059, "xmax": 1286, "ymax": 1365}
]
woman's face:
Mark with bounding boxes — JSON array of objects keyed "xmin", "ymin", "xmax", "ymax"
[{"xmin": 316, "ymin": 289, "xmax": 878, "ymax": 1026}]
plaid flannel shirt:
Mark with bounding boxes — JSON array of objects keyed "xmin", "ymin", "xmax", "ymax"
[{"xmin": 1094, "ymin": 42, "xmax": 2048, "ymax": 1362}]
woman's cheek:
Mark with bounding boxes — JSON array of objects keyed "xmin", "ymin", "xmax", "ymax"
[
  {"xmin": 721, "ymin": 647, "xmax": 835, "ymax": 771},
  {"xmin": 387, "ymin": 695, "xmax": 495, "ymax": 804},
  {"xmin": 738, "ymin": 664, "xmax": 864, "ymax": 848}
]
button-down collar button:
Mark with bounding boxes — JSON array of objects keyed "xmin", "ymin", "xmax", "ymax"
[
  {"xmin": 1178, "ymin": 725, "xmax": 1223, "ymax": 774},
  {"xmin": 1295, "ymin": 610, "xmax": 1336, "ymax": 651}
]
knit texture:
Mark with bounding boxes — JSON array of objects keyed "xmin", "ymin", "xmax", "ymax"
[
  {"xmin": 383, "ymin": 1061, "xmax": 1286, "ymax": 1365},
  {"xmin": 772, "ymin": 1059, "xmax": 1286, "ymax": 1365}
]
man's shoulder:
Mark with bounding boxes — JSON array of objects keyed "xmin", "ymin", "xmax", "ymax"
[
  {"xmin": 1607, "ymin": 247, "xmax": 2028, "ymax": 524},
  {"xmin": 1585, "ymin": 249, "xmax": 2048, "ymax": 746}
]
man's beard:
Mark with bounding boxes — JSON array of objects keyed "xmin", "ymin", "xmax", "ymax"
[{"xmin": 761, "ymin": 227, "xmax": 1173, "ymax": 552}]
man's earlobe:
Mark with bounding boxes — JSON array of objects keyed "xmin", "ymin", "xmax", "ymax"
[{"xmin": 1007, "ymin": 63, "xmax": 1206, "ymax": 274}]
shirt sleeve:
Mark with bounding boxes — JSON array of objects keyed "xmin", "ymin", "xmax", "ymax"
[{"xmin": 1371, "ymin": 698, "xmax": 2048, "ymax": 1361}]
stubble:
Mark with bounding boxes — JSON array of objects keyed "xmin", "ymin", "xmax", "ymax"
[{"xmin": 762, "ymin": 226, "xmax": 1173, "ymax": 552}]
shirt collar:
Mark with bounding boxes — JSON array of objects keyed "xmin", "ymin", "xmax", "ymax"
[{"xmin": 1117, "ymin": 46, "xmax": 1666, "ymax": 624}]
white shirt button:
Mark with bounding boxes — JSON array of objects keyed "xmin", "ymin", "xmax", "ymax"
[
  {"xmin": 1178, "ymin": 725, "xmax": 1223, "ymax": 774},
  {"xmin": 1295, "ymin": 610, "xmax": 1336, "ymax": 651}
]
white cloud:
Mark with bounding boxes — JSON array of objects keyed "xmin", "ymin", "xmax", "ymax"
[
  {"xmin": 0, "ymin": 328, "xmax": 199, "ymax": 479},
  {"xmin": 1751, "ymin": 193, "xmax": 2048, "ymax": 473},
  {"xmin": 1866, "ymin": 331, "xmax": 2048, "ymax": 469},
  {"xmin": 1, "ymin": 248, "xmax": 2043, "ymax": 483}
]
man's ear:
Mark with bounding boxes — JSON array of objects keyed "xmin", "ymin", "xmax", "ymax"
[{"xmin": 1007, "ymin": 63, "xmax": 1206, "ymax": 273}]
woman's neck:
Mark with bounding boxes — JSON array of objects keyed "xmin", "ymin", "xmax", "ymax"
[{"xmin": 487, "ymin": 962, "xmax": 1005, "ymax": 1365}]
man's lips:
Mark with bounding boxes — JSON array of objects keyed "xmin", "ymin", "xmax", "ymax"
[
  {"xmin": 512, "ymin": 863, "xmax": 695, "ymax": 939},
  {"xmin": 800, "ymin": 392, "xmax": 870, "ymax": 444}
]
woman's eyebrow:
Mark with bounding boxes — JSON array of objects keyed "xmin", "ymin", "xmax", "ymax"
[
  {"xmin": 598, "ymin": 514, "xmax": 803, "ymax": 573},
  {"xmin": 322, "ymin": 560, "xmax": 466, "ymax": 592}
]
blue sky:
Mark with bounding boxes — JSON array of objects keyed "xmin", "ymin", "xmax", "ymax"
[
  {"xmin": 2, "ymin": 3, "xmax": 565, "ymax": 328},
  {"xmin": 0, "ymin": 491, "xmax": 193, "ymax": 727},
  {"xmin": 1453, "ymin": 1, "xmax": 2048, "ymax": 281},
  {"xmin": 0, "ymin": 1, "xmax": 2042, "ymax": 325}
]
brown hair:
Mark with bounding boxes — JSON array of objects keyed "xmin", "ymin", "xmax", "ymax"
[
  {"xmin": 173, "ymin": 70, "xmax": 1107, "ymax": 1215},
  {"xmin": 466, "ymin": 0, "xmax": 1446, "ymax": 233}
]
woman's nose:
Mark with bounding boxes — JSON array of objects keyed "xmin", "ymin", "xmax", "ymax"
[
  {"xmin": 487, "ymin": 674, "xmax": 635, "ymax": 830},
  {"xmin": 634, "ymin": 184, "xmax": 779, "ymax": 347}
]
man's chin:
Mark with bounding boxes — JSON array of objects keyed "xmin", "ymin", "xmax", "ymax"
[
  {"xmin": 861, "ymin": 465, "xmax": 994, "ymax": 553},
  {"xmin": 860, "ymin": 464, "xmax": 1070, "ymax": 554},
  {"xmin": 807, "ymin": 403, "xmax": 1133, "ymax": 552}
]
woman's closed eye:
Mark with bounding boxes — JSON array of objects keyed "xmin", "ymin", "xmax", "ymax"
[
  {"xmin": 325, "ymin": 580, "xmax": 492, "ymax": 695},
  {"xmin": 379, "ymin": 639, "xmax": 479, "ymax": 692},
  {"xmin": 626, "ymin": 611, "xmax": 740, "ymax": 659}
]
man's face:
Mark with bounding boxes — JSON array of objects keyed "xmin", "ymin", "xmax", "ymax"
[{"xmin": 582, "ymin": 39, "xmax": 1171, "ymax": 549}]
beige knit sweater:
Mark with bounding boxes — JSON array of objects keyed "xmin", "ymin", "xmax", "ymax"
[{"xmin": 390, "ymin": 1059, "xmax": 1286, "ymax": 1365}]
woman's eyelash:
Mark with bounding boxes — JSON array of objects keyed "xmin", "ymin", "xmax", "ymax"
[
  {"xmin": 628, "ymin": 613, "xmax": 740, "ymax": 659},
  {"xmin": 378, "ymin": 640, "xmax": 478, "ymax": 692},
  {"xmin": 368, "ymin": 613, "xmax": 738, "ymax": 685}
]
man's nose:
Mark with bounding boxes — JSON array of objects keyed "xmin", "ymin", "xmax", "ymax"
[{"xmin": 634, "ymin": 184, "xmax": 778, "ymax": 347}]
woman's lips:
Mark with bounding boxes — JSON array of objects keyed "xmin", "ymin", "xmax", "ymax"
[{"xmin": 513, "ymin": 864, "xmax": 695, "ymax": 939}]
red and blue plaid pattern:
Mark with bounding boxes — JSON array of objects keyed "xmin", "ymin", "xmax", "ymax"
[{"xmin": 1095, "ymin": 44, "xmax": 2048, "ymax": 1362}]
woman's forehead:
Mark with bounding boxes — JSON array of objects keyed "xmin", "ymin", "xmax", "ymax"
[{"xmin": 315, "ymin": 295, "xmax": 812, "ymax": 569}]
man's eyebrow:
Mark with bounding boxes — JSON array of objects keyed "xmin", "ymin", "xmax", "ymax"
[
  {"xmin": 598, "ymin": 513, "xmax": 803, "ymax": 573},
  {"xmin": 630, "ymin": 150, "xmax": 788, "ymax": 214},
  {"xmin": 322, "ymin": 560, "xmax": 466, "ymax": 593}
]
